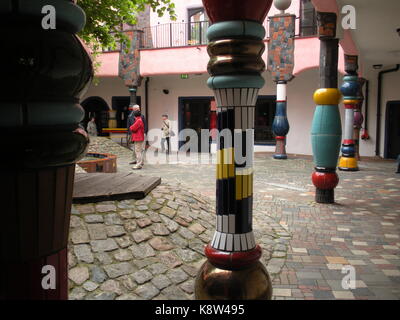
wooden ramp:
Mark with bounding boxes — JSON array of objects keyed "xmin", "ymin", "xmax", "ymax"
[{"xmin": 73, "ymin": 172, "xmax": 161, "ymax": 204}]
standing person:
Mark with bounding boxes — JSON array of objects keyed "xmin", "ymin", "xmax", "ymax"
[
  {"xmin": 127, "ymin": 104, "xmax": 147, "ymax": 164},
  {"xmin": 87, "ymin": 116, "xmax": 98, "ymax": 137},
  {"xmin": 161, "ymin": 114, "xmax": 171, "ymax": 154},
  {"xmin": 130, "ymin": 109, "xmax": 145, "ymax": 170}
]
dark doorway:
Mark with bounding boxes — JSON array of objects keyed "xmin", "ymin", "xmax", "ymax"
[
  {"xmin": 385, "ymin": 101, "xmax": 400, "ymax": 159},
  {"xmin": 81, "ymin": 96, "xmax": 110, "ymax": 136},
  {"xmin": 179, "ymin": 97, "xmax": 216, "ymax": 151},
  {"xmin": 112, "ymin": 96, "xmax": 142, "ymax": 128},
  {"xmin": 255, "ymin": 96, "xmax": 276, "ymax": 145}
]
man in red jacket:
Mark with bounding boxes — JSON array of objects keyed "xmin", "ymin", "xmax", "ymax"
[{"xmin": 130, "ymin": 109, "xmax": 145, "ymax": 169}]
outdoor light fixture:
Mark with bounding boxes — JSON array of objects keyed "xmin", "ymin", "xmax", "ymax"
[
  {"xmin": 396, "ymin": 28, "xmax": 400, "ymax": 36},
  {"xmin": 373, "ymin": 64, "xmax": 383, "ymax": 70},
  {"xmin": 163, "ymin": 89, "xmax": 169, "ymax": 94}
]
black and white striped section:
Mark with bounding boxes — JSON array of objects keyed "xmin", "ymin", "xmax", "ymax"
[
  {"xmin": 214, "ymin": 88, "xmax": 259, "ymax": 107},
  {"xmin": 213, "ymin": 87, "xmax": 257, "ymax": 253},
  {"xmin": 211, "ymin": 231, "xmax": 256, "ymax": 252}
]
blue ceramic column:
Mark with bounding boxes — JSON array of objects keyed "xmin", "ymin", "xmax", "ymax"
[{"xmin": 268, "ymin": 0, "xmax": 295, "ymax": 159}]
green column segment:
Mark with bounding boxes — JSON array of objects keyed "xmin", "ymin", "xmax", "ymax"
[{"xmin": 311, "ymin": 105, "xmax": 342, "ymax": 168}]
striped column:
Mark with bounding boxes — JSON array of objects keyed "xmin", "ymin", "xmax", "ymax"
[
  {"xmin": 207, "ymin": 21, "xmax": 264, "ymax": 257},
  {"xmin": 272, "ymin": 82, "xmax": 290, "ymax": 159},
  {"xmin": 311, "ymin": 12, "xmax": 342, "ymax": 204},
  {"xmin": 195, "ymin": 0, "xmax": 273, "ymax": 300},
  {"xmin": 212, "ymin": 88, "xmax": 256, "ymax": 253},
  {"xmin": 338, "ymin": 55, "xmax": 360, "ymax": 171}
]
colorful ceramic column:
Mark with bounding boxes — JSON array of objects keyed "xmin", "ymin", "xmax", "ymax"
[
  {"xmin": 195, "ymin": 0, "xmax": 273, "ymax": 300},
  {"xmin": 338, "ymin": 55, "xmax": 360, "ymax": 171},
  {"xmin": 311, "ymin": 12, "xmax": 342, "ymax": 204},
  {"xmin": 268, "ymin": 0, "xmax": 296, "ymax": 159},
  {"xmin": 0, "ymin": 0, "xmax": 93, "ymax": 299},
  {"xmin": 354, "ymin": 78, "xmax": 366, "ymax": 160}
]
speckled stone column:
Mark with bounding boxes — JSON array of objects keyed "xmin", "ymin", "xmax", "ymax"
[
  {"xmin": 0, "ymin": 0, "xmax": 93, "ymax": 299},
  {"xmin": 119, "ymin": 29, "xmax": 144, "ymax": 107},
  {"xmin": 311, "ymin": 12, "xmax": 342, "ymax": 204}
]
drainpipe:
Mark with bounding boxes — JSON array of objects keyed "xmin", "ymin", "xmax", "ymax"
[
  {"xmin": 364, "ymin": 80, "xmax": 369, "ymax": 131},
  {"xmin": 361, "ymin": 80, "xmax": 370, "ymax": 140},
  {"xmin": 376, "ymin": 64, "xmax": 399, "ymax": 156},
  {"xmin": 145, "ymin": 77, "xmax": 150, "ymax": 134}
]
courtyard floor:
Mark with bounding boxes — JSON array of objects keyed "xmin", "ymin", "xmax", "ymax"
[{"xmin": 69, "ymin": 137, "xmax": 400, "ymax": 300}]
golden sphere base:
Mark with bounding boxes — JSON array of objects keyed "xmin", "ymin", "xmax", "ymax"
[{"xmin": 195, "ymin": 261, "xmax": 272, "ymax": 300}]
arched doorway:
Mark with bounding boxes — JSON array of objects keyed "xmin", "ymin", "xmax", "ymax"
[{"xmin": 81, "ymin": 96, "xmax": 110, "ymax": 136}]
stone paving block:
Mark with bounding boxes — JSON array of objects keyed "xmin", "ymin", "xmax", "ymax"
[
  {"xmin": 135, "ymin": 283, "xmax": 160, "ymax": 300},
  {"xmin": 71, "ymin": 229, "xmax": 90, "ymax": 244},
  {"xmin": 313, "ymin": 290, "xmax": 335, "ymax": 300},
  {"xmin": 91, "ymin": 239, "xmax": 118, "ymax": 252},
  {"xmin": 273, "ymin": 288, "xmax": 292, "ymax": 297},
  {"xmin": 132, "ymin": 269, "xmax": 153, "ymax": 284},
  {"xmin": 382, "ymin": 269, "xmax": 400, "ymax": 277},
  {"xmin": 332, "ymin": 291, "xmax": 355, "ymax": 299},
  {"xmin": 152, "ymin": 274, "xmax": 172, "ymax": 290},
  {"xmin": 84, "ymin": 214, "xmax": 104, "ymax": 223},
  {"xmin": 326, "ymin": 256, "xmax": 348, "ymax": 264},
  {"xmin": 74, "ymin": 244, "xmax": 94, "ymax": 263},
  {"xmin": 104, "ymin": 262, "xmax": 135, "ymax": 278}
]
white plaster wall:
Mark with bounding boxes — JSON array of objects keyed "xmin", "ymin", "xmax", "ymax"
[{"xmin": 360, "ymin": 66, "xmax": 400, "ymax": 158}]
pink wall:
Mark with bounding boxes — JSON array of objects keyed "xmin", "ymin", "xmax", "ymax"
[
  {"xmin": 97, "ymin": 52, "xmax": 120, "ymax": 77},
  {"xmin": 139, "ymin": 37, "xmax": 345, "ymax": 77},
  {"xmin": 140, "ymin": 45, "xmax": 209, "ymax": 76}
]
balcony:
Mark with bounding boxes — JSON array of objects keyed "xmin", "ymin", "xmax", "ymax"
[{"xmin": 140, "ymin": 17, "xmax": 316, "ymax": 50}]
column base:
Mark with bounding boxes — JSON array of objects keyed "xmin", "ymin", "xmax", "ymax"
[
  {"xmin": 273, "ymin": 137, "xmax": 287, "ymax": 160},
  {"xmin": 338, "ymin": 156, "xmax": 359, "ymax": 171},
  {"xmin": 315, "ymin": 188, "xmax": 335, "ymax": 204},
  {"xmin": 195, "ymin": 260, "xmax": 272, "ymax": 300},
  {"xmin": 273, "ymin": 154, "xmax": 288, "ymax": 160}
]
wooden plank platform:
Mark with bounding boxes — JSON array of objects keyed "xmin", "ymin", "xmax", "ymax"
[{"xmin": 73, "ymin": 172, "xmax": 161, "ymax": 204}]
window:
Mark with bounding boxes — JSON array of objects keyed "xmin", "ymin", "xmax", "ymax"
[
  {"xmin": 255, "ymin": 96, "xmax": 276, "ymax": 145},
  {"xmin": 188, "ymin": 8, "xmax": 209, "ymax": 45},
  {"xmin": 300, "ymin": 0, "xmax": 317, "ymax": 37}
]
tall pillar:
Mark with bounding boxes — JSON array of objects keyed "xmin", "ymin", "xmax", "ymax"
[
  {"xmin": 0, "ymin": 0, "xmax": 93, "ymax": 299},
  {"xmin": 119, "ymin": 29, "xmax": 143, "ymax": 106},
  {"xmin": 311, "ymin": 12, "xmax": 342, "ymax": 204},
  {"xmin": 354, "ymin": 78, "xmax": 366, "ymax": 160},
  {"xmin": 195, "ymin": 0, "xmax": 273, "ymax": 300},
  {"xmin": 268, "ymin": 0, "xmax": 296, "ymax": 160},
  {"xmin": 338, "ymin": 55, "xmax": 360, "ymax": 171}
]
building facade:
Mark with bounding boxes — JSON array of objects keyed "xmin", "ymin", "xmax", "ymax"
[{"xmin": 82, "ymin": 0, "xmax": 400, "ymax": 159}]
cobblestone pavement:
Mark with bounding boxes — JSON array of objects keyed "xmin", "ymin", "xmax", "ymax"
[{"xmin": 71, "ymin": 137, "xmax": 400, "ymax": 300}]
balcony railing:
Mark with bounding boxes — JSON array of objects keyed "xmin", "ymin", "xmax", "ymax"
[
  {"xmin": 140, "ymin": 17, "xmax": 316, "ymax": 50},
  {"xmin": 141, "ymin": 21, "xmax": 210, "ymax": 49},
  {"xmin": 102, "ymin": 16, "xmax": 317, "ymax": 52}
]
